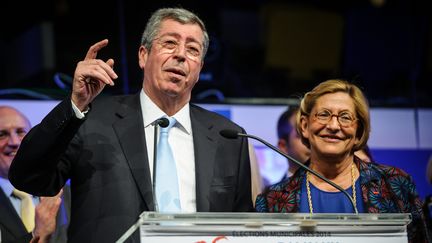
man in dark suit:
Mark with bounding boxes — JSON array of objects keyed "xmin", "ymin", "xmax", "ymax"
[
  {"xmin": 9, "ymin": 7, "xmax": 253, "ymax": 242},
  {"xmin": 0, "ymin": 106, "xmax": 70, "ymax": 243}
]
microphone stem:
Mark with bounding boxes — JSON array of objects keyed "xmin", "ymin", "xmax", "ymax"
[
  {"xmin": 240, "ymin": 133, "xmax": 358, "ymax": 214},
  {"xmin": 152, "ymin": 124, "xmax": 159, "ymax": 212}
]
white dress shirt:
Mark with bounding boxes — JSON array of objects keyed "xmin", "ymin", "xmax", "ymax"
[
  {"xmin": 140, "ymin": 90, "xmax": 196, "ymax": 212},
  {"xmin": 71, "ymin": 91, "xmax": 197, "ymax": 212}
]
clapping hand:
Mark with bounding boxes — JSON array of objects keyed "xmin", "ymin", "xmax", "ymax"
[{"xmin": 30, "ymin": 189, "xmax": 64, "ymax": 243}]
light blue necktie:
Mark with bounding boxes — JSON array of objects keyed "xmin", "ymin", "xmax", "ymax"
[{"xmin": 155, "ymin": 117, "xmax": 181, "ymax": 212}]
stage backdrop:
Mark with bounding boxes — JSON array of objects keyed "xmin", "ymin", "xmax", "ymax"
[{"xmin": 1, "ymin": 99, "xmax": 431, "ymax": 199}]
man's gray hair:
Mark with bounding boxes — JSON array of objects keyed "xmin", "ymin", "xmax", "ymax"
[{"xmin": 141, "ymin": 8, "xmax": 209, "ymax": 60}]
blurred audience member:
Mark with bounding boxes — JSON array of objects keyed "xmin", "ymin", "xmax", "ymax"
[
  {"xmin": 0, "ymin": 106, "xmax": 69, "ymax": 243},
  {"xmin": 277, "ymin": 106, "xmax": 310, "ymax": 181}
]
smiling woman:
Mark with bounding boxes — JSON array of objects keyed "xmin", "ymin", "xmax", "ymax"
[
  {"xmin": 300, "ymin": 92, "xmax": 360, "ymax": 164},
  {"xmin": 255, "ymin": 79, "xmax": 430, "ymax": 243}
]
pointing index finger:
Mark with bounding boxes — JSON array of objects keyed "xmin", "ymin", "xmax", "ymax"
[{"xmin": 85, "ymin": 39, "xmax": 109, "ymax": 60}]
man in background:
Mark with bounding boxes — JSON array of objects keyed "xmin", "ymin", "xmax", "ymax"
[
  {"xmin": 0, "ymin": 106, "xmax": 69, "ymax": 243},
  {"xmin": 276, "ymin": 106, "xmax": 310, "ymax": 182}
]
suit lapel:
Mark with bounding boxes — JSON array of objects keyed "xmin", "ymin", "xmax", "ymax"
[
  {"xmin": 0, "ymin": 188, "xmax": 27, "ymax": 238},
  {"xmin": 190, "ymin": 106, "xmax": 217, "ymax": 212},
  {"xmin": 112, "ymin": 94, "xmax": 155, "ymax": 211}
]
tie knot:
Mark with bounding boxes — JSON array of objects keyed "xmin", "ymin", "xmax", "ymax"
[
  {"xmin": 13, "ymin": 189, "xmax": 31, "ymax": 200},
  {"xmin": 160, "ymin": 117, "xmax": 176, "ymax": 133}
]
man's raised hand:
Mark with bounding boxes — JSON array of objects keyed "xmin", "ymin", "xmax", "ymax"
[{"xmin": 71, "ymin": 39, "xmax": 118, "ymax": 111}]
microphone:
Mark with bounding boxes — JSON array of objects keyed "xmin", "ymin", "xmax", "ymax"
[
  {"xmin": 152, "ymin": 117, "xmax": 171, "ymax": 211},
  {"xmin": 219, "ymin": 129, "xmax": 358, "ymax": 214},
  {"xmin": 156, "ymin": 117, "xmax": 169, "ymax": 128}
]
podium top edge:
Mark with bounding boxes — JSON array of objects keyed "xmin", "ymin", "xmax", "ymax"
[{"xmin": 139, "ymin": 212, "xmax": 411, "ymax": 224}]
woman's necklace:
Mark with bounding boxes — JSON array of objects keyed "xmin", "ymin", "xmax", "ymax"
[{"xmin": 306, "ymin": 163, "xmax": 357, "ymax": 215}]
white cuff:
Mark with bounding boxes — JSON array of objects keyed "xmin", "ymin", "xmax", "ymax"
[{"xmin": 71, "ymin": 100, "xmax": 89, "ymax": 119}]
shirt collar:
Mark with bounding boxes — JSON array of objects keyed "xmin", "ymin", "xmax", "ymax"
[
  {"xmin": 0, "ymin": 177, "xmax": 14, "ymax": 197},
  {"xmin": 140, "ymin": 89, "xmax": 192, "ymax": 135}
]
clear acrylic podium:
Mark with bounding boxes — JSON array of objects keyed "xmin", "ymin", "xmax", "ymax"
[{"xmin": 116, "ymin": 212, "xmax": 411, "ymax": 243}]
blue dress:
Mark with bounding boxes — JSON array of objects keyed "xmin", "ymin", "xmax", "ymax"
[{"xmin": 298, "ymin": 176, "xmax": 365, "ymax": 213}]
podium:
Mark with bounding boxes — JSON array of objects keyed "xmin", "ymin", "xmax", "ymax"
[{"xmin": 117, "ymin": 212, "xmax": 411, "ymax": 243}]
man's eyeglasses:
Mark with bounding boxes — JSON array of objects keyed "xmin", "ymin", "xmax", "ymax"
[
  {"xmin": 313, "ymin": 110, "xmax": 357, "ymax": 127},
  {"xmin": 155, "ymin": 36, "xmax": 202, "ymax": 61}
]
